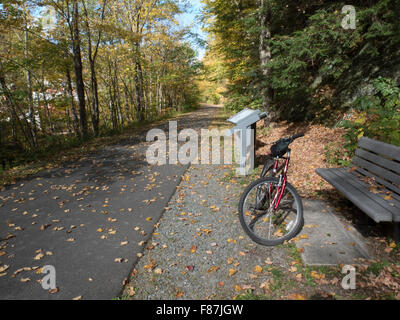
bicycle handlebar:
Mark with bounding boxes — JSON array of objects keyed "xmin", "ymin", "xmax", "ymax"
[
  {"xmin": 272, "ymin": 133, "xmax": 305, "ymax": 145},
  {"xmin": 291, "ymin": 132, "xmax": 305, "ymax": 140}
]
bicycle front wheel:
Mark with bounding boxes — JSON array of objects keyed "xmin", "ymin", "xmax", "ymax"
[{"xmin": 238, "ymin": 177, "xmax": 304, "ymax": 246}]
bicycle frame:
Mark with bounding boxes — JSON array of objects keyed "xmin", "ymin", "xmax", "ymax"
[{"xmin": 265, "ymin": 149, "xmax": 291, "ymax": 211}]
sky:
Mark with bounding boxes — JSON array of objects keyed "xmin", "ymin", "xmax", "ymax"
[{"xmin": 177, "ymin": 0, "xmax": 207, "ymax": 60}]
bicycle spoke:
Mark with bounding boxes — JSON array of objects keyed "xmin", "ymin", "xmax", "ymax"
[{"xmin": 240, "ymin": 178, "xmax": 302, "ymax": 244}]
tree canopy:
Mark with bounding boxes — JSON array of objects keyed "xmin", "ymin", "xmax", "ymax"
[{"xmin": 0, "ymin": 0, "xmax": 201, "ymax": 152}]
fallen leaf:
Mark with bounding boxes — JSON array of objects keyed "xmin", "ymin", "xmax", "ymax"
[
  {"xmin": 127, "ymin": 286, "xmax": 135, "ymax": 297},
  {"xmin": 253, "ymin": 265, "xmax": 263, "ymax": 273},
  {"xmin": 186, "ymin": 265, "xmax": 194, "ymax": 271},
  {"xmin": 72, "ymin": 296, "xmax": 82, "ymax": 300},
  {"xmin": 288, "ymin": 293, "xmax": 306, "ymax": 300},
  {"xmin": 154, "ymin": 268, "xmax": 163, "ymax": 275},
  {"xmin": 33, "ymin": 253, "xmax": 44, "ymax": 260},
  {"xmin": 49, "ymin": 287, "xmax": 59, "ymax": 294},
  {"xmin": 384, "ymin": 247, "xmax": 393, "ymax": 253},
  {"xmin": 0, "ymin": 265, "xmax": 10, "ymax": 273},
  {"xmin": 348, "ymin": 167, "xmax": 357, "ymax": 173},
  {"xmin": 208, "ymin": 266, "xmax": 220, "ymax": 273},
  {"xmin": 234, "ymin": 285, "xmax": 242, "ymax": 292},
  {"xmin": 228, "ymin": 268, "xmax": 238, "ymax": 276},
  {"xmin": 260, "ymin": 281, "xmax": 270, "ymax": 291},
  {"xmin": 289, "ymin": 266, "xmax": 297, "ymax": 273}
]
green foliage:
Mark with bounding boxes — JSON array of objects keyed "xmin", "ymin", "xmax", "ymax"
[
  {"xmin": 224, "ymin": 93, "xmax": 262, "ymax": 113},
  {"xmin": 339, "ymin": 77, "xmax": 400, "ymax": 159},
  {"xmin": 203, "ymin": 0, "xmax": 400, "ymax": 121},
  {"xmin": 324, "ymin": 141, "xmax": 351, "ymax": 167}
]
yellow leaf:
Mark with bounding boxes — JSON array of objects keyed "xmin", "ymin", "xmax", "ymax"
[
  {"xmin": 33, "ymin": 253, "xmax": 44, "ymax": 260},
  {"xmin": 289, "ymin": 266, "xmax": 297, "ymax": 273},
  {"xmin": 288, "ymin": 293, "xmax": 306, "ymax": 300},
  {"xmin": 229, "ymin": 269, "xmax": 238, "ymax": 276},
  {"xmin": 208, "ymin": 266, "xmax": 220, "ymax": 273},
  {"xmin": 234, "ymin": 285, "xmax": 242, "ymax": 292},
  {"xmin": 253, "ymin": 265, "xmax": 263, "ymax": 273}
]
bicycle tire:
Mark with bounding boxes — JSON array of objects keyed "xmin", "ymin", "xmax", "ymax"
[{"xmin": 238, "ymin": 177, "xmax": 304, "ymax": 246}]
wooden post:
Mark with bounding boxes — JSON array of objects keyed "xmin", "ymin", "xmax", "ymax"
[{"xmin": 394, "ymin": 223, "xmax": 400, "ymax": 244}]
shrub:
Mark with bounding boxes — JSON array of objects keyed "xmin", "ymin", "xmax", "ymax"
[{"xmin": 339, "ymin": 77, "xmax": 400, "ymax": 159}]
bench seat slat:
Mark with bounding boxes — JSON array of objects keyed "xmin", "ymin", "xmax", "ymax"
[
  {"xmin": 316, "ymin": 168, "xmax": 393, "ymax": 222},
  {"xmin": 358, "ymin": 137, "xmax": 400, "ymax": 162},
  {"xmin": 354, "ymin": 166, "xmax": 400, "ymax": 202},
  {"xmin": 355, "ymin": 148, "xmax": 400, "ymax": 175},
  {"xmin": 352, "ymin": 156, "xmax": 400, "ymax": 186},
  {"xmin": 336, "ymin": 168, "xmax": 400, "ymax": 221}
]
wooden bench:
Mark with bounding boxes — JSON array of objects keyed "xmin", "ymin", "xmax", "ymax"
[{"xmin": 316, "ymin": 137, "xmax": 400, "ymax": 243}]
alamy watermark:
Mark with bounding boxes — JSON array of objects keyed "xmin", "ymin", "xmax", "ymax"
[
  {"xmin": 342, "ymin": 5, "xmax": 356, "ymax": 30},
  {"xmin": 146, "ymin": 121, "xmax": 250, "ymax": 174},
  {"xmin": 41, "ymin": 265, "xmax": 56, "ymax": 291},
  {"xmin": 341, "ymin": 265, "xmax": 356, "ymax": 290}
]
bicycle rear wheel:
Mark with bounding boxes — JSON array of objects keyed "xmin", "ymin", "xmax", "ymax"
[{"xmin": 238, "ymin": 177, "xmax": 304, "ymax": 246}]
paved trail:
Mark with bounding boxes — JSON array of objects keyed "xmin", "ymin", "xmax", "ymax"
[{"xmin": 0, "ymin": 104, "xmax": 218, "ymax": 300}]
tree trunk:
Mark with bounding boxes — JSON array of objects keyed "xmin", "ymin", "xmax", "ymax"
[
  {"xmin": 258, "ymin": 0, "xmax": 276, "ymax": 123},
  {"xmin": 71, "ymin": 1, "xmax": 88, "ymax": 139},
  {"xmin": 0, "ymin": 66, "xmax": 33, "ymax": 148},
  {"xmin": 25, "ymin": 26, "xmax": 38, "ymax": 147},
  {"xmin": 66, "ymin": 66, "xmax": 81, "ymax": 137},
  {"xmin": 89, "ymin": 61, "xmax": 100, "ymax": 136}
]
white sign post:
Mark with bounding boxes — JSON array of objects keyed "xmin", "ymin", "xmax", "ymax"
[{"xmin": 227, "ymin": 109, "xmax": 267, "ymax": 176}]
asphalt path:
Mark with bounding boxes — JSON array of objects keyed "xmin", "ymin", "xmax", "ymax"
[{"xmin": 0, "ymin": 104, "xmax": 219, "ymax": 299}]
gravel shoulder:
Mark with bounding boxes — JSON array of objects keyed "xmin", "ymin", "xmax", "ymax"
[
  {"xmin": 123, "ymin": 108, "xmax": 400, "ymax": 301},
  {"xmin": 123, "ymin": 162, "xmax": 289, "ymax": 300}
]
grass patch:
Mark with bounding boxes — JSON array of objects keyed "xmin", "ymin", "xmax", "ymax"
[
  {"xmin": 235, "ymin": 290, "xmax": 269, "ymax": 300},
  {"xmin": 367, "ymin": 261, "xmax": 389, "ymax": 276}
]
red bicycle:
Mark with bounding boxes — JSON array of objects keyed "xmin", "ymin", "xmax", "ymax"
[{"xmin": 238, "ymin": 133, "xmax": 305, "ymax": 246}]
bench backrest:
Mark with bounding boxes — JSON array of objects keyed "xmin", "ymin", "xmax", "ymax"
[{"xmin": 352, "ymin": 137, "xmax": 400, "ymax": 201}]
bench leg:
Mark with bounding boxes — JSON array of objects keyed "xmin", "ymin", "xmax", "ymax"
[{"xmin": 394, "ymin": 223, "xmax": 400, "ymax": 244}]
